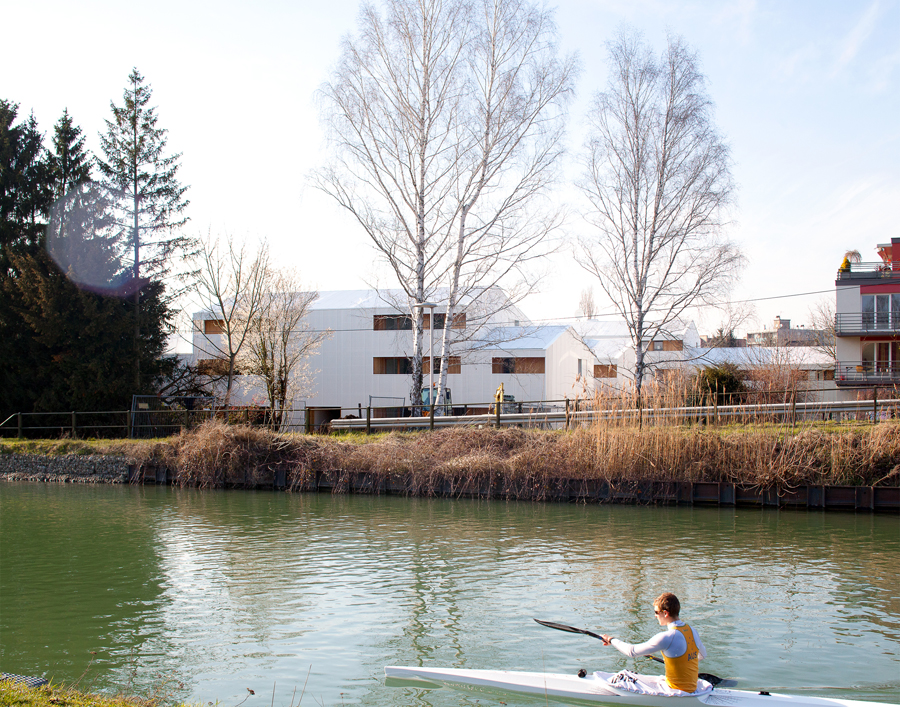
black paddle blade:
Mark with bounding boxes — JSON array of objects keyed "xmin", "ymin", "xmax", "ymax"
[{"xmin": 533, "ymin": 619, "xmax": 604, "ymax": 641}]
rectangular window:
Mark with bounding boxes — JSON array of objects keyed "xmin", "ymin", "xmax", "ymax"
[
  {"xmin": 204, "ymin": 319, "xmax": 225, "ymax": 334},
  {"xmin": 876, "ymin": 294, "xmax": 891, "ymax": 330},
  {"xmin": 862, "ymin": 295, "xmax": 875, "ymax": 329},
  {"xmin": 196, "ymin": 358, "xmax": 232, "ymax": 375},
  {"xmin": 374, "ymin": 313, "xmax": 465, "ymax": 330},
  {"xmin": 594, "ymin": 364, "xmax": 617, "ymax": 378},
  {"xmin": 422, "ymin": 356, "xmax": 462, "ymax": 374},
  {"xmin": 491, "ymin": 357, "xmax": 545, "ymax": 374},
  {"xmin": 373, "ymin": 357, "xmax": 412, "ymax": 374},
  {"xmin": 373, "ymin": 315, "xmax": 413, "ymax": 331},
  {"xmin": 492, "ymin": 357, "xmax": 515, "ymax": 374}
]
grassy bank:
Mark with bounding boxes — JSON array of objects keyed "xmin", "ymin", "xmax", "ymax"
[
  {"xmin": 2, "ymin": 419, "xmax": 898, "ymax": 491},
  {"xmin": 0, "ymin": 681, "xmax": 187, "ymax": 707}
]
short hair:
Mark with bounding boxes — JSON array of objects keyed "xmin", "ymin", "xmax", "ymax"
[{"xmin": 654, "ymin": 593, "xmax": 681, "ymax": 617}]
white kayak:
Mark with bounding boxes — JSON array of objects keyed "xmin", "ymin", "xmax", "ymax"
[{"xmin": 384, "ymin": 666, "xmax": 896, "ymax": 707}]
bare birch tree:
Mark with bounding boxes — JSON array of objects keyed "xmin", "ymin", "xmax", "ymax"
[
  {"xmin": 808, "ymin": 296, "xmax": 837, "ymax": 361},
  {"xmin": 579, "ymin": 32, "xmax": 743, "ymax": 395},
  {"xmin": 578, "ymin": 288, "xmax": 596, "ymax": 319},
  {"xmin": 240, "ymin": 269, "xmax": 329, "ymax": 430},
  {"xmin": 316, "ymin": 0, "xmax": 468, "ymax": 407},
  {"xmin": 192, "ymin": 235, "xmax": 270, "ymax": 407},
  {"xmin": 318, "ymin": 0, "xmax": 574, "ymax": 409},
  {"xmin": 431, "ymin": 0, "xmax": 576, "ymax": 407}
]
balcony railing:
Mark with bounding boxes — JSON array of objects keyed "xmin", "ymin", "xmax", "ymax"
[
  {"xmin": 835, "ymin": 313, "xmax": 900, "ymax": 335},
  {"xmin": 835, "ymin": 361, "xmax": 900, "ymax": 385},
  {"xmin": 836, "ymin": 262, "xmax": 900, "ymax": 280}
]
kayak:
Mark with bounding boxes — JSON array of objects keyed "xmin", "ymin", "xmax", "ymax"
[{"xmin": 383, "ymin": 666, "xmax": 896, "ymax": 707}]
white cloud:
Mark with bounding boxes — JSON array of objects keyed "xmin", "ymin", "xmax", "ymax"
[
  {"xmin": 833, "ymin": 1, "xmax": 880, "ymax": 73},
  {"xmin": 713, "ymin": 0, "xmax": 758, "ymax": 45}
]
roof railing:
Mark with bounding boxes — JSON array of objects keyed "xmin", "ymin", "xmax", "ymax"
[{"xmin": 836, "ymin": 262, "xmax": 900, "ymax": 280}]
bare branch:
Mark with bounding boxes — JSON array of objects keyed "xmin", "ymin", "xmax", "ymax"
[{"xmin": 578, "ymin": 30, "xmax": 743, "ymax": 393}]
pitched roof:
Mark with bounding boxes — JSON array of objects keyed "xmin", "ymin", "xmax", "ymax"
[
  {"xmin": 686, "ymin": 346, "xmax": 834, "ymax": 369},
  {"xmin": 482, "ymin": 325, "xmax": 570, "ymax": 350}
]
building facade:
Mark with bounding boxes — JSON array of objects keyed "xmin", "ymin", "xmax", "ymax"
[
  {"xmin": 192, "ymin": 289, "xmax": 597, "ymax": 426},
  {"xmin": 834, "ymin": 237, "xmax": 900, "ymax": 392}
]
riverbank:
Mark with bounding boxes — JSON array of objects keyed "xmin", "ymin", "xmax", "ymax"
[
  {"xmin": 2, "ymin": 421, "xmax": 899, "ymax": 507},
  {"xmin": 0, "ymin": 679, "xmax": 188, "ymax": 707}
]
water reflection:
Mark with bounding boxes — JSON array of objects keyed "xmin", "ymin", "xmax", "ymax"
[{"xmin": 1, "ymin": 484, "xmax": 897, "ymax": 706}]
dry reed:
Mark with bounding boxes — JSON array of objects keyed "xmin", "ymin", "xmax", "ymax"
[{"xmin": 110, "ymin": 417, "xmax": 900, "ymax": 494}]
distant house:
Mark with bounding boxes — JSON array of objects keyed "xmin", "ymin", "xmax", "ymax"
[
  {"xmin": 834, "ymin": 236, "xmax": 900, "ymax": 393},
  {"xmin": 577, "ymin": 318, "xmax": 701, "ymax": 388},
  {"xmin": 746, "ymin": 316, "xmax": 822, "ymax": 347}
]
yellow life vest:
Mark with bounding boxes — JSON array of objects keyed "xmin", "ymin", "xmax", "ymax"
[{"xmin": 663, "ymin": 623, "xmax": 700, "ymax": 692}]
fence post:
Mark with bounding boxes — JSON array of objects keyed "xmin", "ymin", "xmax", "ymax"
[
  {"xmin": 873, "ymin": 387, "xmax": 878, "ymax": 423},
  {"xmin": 565, "ymin": 397, "xmax": 570, "ymax": 430},
  {"xmin": 127, "ymin": 410, "xmax": 132, "ymax": 439},
  {"xmin": 791, "ymin": 391, "xmax": 796, "ymax": 428},
  {"xmin": 71, "ymin": 411, "xmax": 76, "ymax": 437},
  {"xmin": 305, "ymin": 407, "xmax": 312, "ymax": 435},
  {"xmin": 430, "ymin": 402, "xmax": 435, "ymax": 431},
  {"xmin": 366, "ymin": 406, "xmax": 371, "ymax": 435},
  {"xmin": 496, "ymin": 400, "xmax": 501, "ymax": 429},
  {"xmin": 17, "ymin": 412, "xmax": 22, "ymax": 439}
]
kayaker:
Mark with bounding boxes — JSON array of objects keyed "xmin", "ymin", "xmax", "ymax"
[{"xmin": 600, "ymin": 593, "xmax": 706, "ymax": 692}]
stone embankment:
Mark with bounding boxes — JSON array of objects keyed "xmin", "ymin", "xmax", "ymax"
[
  {"xmin": 0, "ymin": 454, "xmax": 131, "ymax": 483},
  {"xmin": 2, "ymin": 452, "xmax": 899, "ymax": 512}
]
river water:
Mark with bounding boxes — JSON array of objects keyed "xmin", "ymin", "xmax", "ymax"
[{"xmin": 1, "ymin": 482, "xmax": 898, "ymax": 706}]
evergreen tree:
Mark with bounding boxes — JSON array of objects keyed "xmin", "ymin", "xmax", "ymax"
[
  {"xmin": 0, "ymin": 102, "xmax": 53, "ymax": 252},
  {"xmin": 2, "ymin": 248, "xmax": 173, "ymax": 414},
  {"xmin": 0, "ymin": 100, "xmax": 174, "ymax": 420},
  {"xmin": 96, "ymin": 68, "xmax": 191, "ymax": 388},
  {"xmin": 49, "ymin": 108, "xmax": 92, "ymax": 198},
  {"xmin": 97, "ymin": 68, "xmax": 191, "ymax": 284}
]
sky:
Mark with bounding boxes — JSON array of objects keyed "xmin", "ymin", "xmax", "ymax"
[{"xmin": 4, "ymin": 0, "xmax": 899, "ymax": 342}]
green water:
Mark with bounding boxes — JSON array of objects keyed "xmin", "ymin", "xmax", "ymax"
[{"xmin": 1, "ymin": 482, "xmax": 898, "ymax": 706}]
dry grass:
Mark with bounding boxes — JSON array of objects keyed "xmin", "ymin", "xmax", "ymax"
[
  {"xmin": 163, "ymin": 419, "xmax": 900, "ymax": 491},
  {"xmin": 4, "ymin": 416, "xmax": 899, "ymax": 494}
]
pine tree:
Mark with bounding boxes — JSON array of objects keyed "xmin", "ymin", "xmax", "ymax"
[
  {"xmin": 96, "ymin": 68, "xmax": 192, "ymax": 388},
  {"xmin": 0, "ymin": 99, "xmax": 174, "ymax": 420},
  {"xmin": 0, "ymin": 102, "xmax": 53, "ymax": 251},
  {"xmin": 49, "ymin": 108, "xmax": 92, "ymax": 198},
  {"xmin": 97, "ymin": 68, "xmax": 191, "ymax": 283}
]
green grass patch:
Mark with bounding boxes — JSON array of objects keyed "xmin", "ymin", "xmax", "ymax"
[{"xmin": 0, "ymin": 681, "xmax": 191, "ymax": 707}]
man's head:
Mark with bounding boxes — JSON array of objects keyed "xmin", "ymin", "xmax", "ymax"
[{"xmin": 654, "ymin": 592, "xmax": 681, "ymax": 623}]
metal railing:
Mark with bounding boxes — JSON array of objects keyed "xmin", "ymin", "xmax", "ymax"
[
  {"xmin": 4, "ymin": 391, "xmax": 899, "ymax": 439},
  {"xmin": 331, "ymin": 397, "xmax": 900, "ymax": 431},
  {"xmin": 836, "ymin": 361, "xmax": 900, "ymax": 385},
  {"xmin": 0, "ymin": 408, "xmax": 215, "ymax": 439},
  {"xmin": 835, "ymin": 313, "xmax": 900, "ymax": 335},
  {"xmin": 836, "ymin": 262, "xmax": 900, "ymax": 280}
]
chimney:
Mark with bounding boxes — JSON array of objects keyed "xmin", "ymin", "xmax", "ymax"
[{"xmin": 773, "ymin": 316, "xmax": 790, "ymax": 331}]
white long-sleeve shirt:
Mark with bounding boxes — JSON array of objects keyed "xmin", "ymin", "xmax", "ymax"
[{"xmin": 610, "ymin": 620, "xmax": 706, "ymax": 660}]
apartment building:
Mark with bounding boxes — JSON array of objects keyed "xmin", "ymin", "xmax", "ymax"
[
  {"xmin": 834, "ymin": 237, "xmax": 900, "ymax": 392},
  {"xmin": 192, "ymin": 289, "xmax": 596, "ymax": 425}
]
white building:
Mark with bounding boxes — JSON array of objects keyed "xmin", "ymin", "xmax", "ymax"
[
  {"xmin": 191, "ymin": 288, "xmax": 841, "ymax": 423},
  {"xmin": 834, "ymin": 236, "xmax": 900, "ymax": 395},
  {"xmin": 192, "ymin": 289, "xmax": 597, "ymax": 426}
]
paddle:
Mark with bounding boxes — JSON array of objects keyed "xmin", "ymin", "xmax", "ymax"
[{"xmin": 533, "ymin": 619, "xmax": 732, "ymax": 688}]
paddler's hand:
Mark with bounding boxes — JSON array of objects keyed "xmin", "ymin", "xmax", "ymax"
[{"xmin": 600, "ymin": 634, "xmax": 613, "ymax": 646}]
